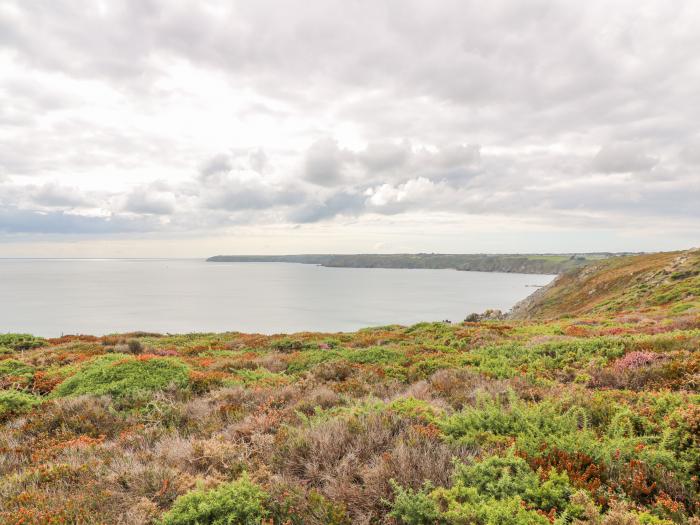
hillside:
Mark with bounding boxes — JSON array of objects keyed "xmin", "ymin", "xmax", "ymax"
[
  {"xmin": 207, "ymin": 253, "xmax": 619, "ymax": 275},
  {"xmin": 511, "ymin": 249, "xmax": 700, "ymax": 319},
  {"xmin": 0, "ymin": 251, "xmax": 698, "ymax": 524}
]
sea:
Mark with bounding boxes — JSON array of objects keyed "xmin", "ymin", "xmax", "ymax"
[{"xmin": 0, "ymin": 259, "xmax": 554, "ymax": 337}]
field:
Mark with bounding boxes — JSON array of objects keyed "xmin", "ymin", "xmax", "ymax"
[{"xmin": 0, "ymin": 250, "xmax": 698, "ymax": 524}]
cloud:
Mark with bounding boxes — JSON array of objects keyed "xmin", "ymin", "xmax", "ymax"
[
  {"xmin": 31, "ymin": 183, "xmax": 91, "ymax": 208},
  {"xmin": 0, "ymin": 0, "xmax": 699, "ymax": 251},
  {"xmin": 248, "ymin": 149, "xmax": 268, "ymax": 174},
  {"xmin": 679, "ymin": 142, "xmax": 700, "ymax": 165},
  {"xmin": 123, "ymin": 188, "xmax": 176, "ymax": 215},
  {"xmin": 358, "ymin": 142, "xmax": 410, "ymax": 172},
  {"xmin": 592, "ymin": 144, "xmax": 659, "ymax": 173},
  {"xmin": 303, "ymin": 138, "xmax": 348, "ymax": 187},
  {"xmin": 200, "ymin": 154, "xmax": 234, "ymax": 179},
  {"xmin": 288, "ymin": 191, "xmax": 366, "ymax": 223},
  {"xmin": 199, "ymin": 171, "xmax": 304, "ymax": 212},
  {"xmin": 0, "ymin": 207, "xmax": 153, "ymax": 234}
]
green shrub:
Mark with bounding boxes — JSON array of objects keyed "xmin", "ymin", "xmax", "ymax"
[
  {"xmin": 525, "ymin": 469, "xmax": 573, "ymax": 513},
  {"xmin": 53, "ymin": 354, "xmax": 189, "ymax": 399},
  {"xmin": 388, "ymin": 397, "xmax": 442, "ymax": 423},
  {"xmin": 0, "ymin": 390, "xmax": 40, "ymax": 420},
  {"xmin": 285, "ymin": 350, "xmax": 341, "ymax": 373},
  {"xmin": 453, "ymin": 453, "xmax": 539, "ymax": 501},
  {"xmin": 440, "ymin": 394, "xmax": 581, "ymax": 449},
  {"xmin": 345, "ymin": 346, "xmax": 406, "ymax": 365},
  {"xmin": 0, "ymin": 359, "xmax": 35, "ymax": 382},
  {"xmin": 429, "ymin": 452, "xmax": 573, "ymax": 524},
  {"xmin": 431, "ymin": 486, "xmax": 550, "ymax": 525},
  {"xmin": 159, "ymin": 473, "xmax": 269, "ymax": 525},
  {"xmin": 0, "ymin": 333, "xmax": 46, "ymax": 351},
  {"xmin": 387, "ymin": 480, "xmax": 440, "ymax": 525}
]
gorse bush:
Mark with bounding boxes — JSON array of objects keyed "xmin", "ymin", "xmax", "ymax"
[
  {"xmin": 0, "ymin": 389, "xmax": 41, "ymax": 420},
  {"xmin": 0, "ymin": 359, "xmax": 35, "ymax": 388},
  {"xmin": 159, "ymin": 473, "xmax": 269, "ymax": 525},
  {"xmin": 452, "ymin": 452, "xmax": 540, "ymax": 501},
  {"xmin": 0, "ymin": 333, "xmax": 46, "ymax": 351},
  {"xmin": 440, "ymin": 393, "xmax": 586, "ymax": 449},
  {"xmin": 53, "ymin": 354, "xmax": 190, "ymax": 399},
  {"xmin": 387, "ymin": 451, "xmax": 577, "ymax": 524},
  {"xmin": 387, "ymin": 480, "xmax": 440, "ymax": 525}
]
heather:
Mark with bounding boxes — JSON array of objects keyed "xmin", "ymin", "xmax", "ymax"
[{"xmin": 0, "ymin": 250, "xmax": 698, "ymax": 524}]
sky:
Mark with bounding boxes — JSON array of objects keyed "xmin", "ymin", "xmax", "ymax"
[{"xmin": 0, "ymin": 0, "xmax": 699, "ymax": 257}]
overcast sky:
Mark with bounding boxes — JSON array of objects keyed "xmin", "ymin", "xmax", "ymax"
[{"xmin": 1, "ymin": 0, "xmax": 699, "ymax": 257}]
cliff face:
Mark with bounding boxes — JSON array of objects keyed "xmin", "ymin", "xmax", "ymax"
[
  {"xmin": 509, "ymin": 249, "xmax": 700, "ymax": 319},
  {"xmin": 207, "ymin": 253, "xmax": 613, "ymax": 275}
]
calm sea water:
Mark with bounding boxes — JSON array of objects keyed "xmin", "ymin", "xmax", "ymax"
[{"xmin": 0, "ymin": 259, "xmax": 554, "ymax": 337}]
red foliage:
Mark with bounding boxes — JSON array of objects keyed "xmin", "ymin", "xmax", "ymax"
[
  {"xmin": 616, "ymin": 459, "xmax": 656, "ymax": 503},
  {"xmin": 31, "ymin": 371, "xmax": 62, "ymax": 394},
  {"xmin": 564, "ymin": 325, "xmax": 589, "ymax": 337},
  {"xmin": 519, "ymin": 446, "xmax": 606, "ymax": 505},
  {"xmin": 188, "ymin": 370, "xmax": 229, "ymax": 394},
  {"xmin": 46, "ymin": 334, "xmax": 100, "ymax": 345}
]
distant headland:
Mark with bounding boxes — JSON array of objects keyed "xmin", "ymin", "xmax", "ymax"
[{"xmin": 206, "ymin": 253, "xmax": 639, "ymax": 275}]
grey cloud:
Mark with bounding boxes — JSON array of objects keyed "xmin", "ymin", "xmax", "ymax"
[
  {"xmin": 592, "ymin": 144, "xmax": 659, "ymax": 173},
  {"xmin": 303, "ymin": 140, "xmax": 481, "ymax": 188},
  {"xmin": 679, "ymin": 142, "xmax": 700, "ymax": 165},
  {"xmin": 249, "ymin": 149, "xmax": 268, "ymax": 174},
  {"xmin": 303, "ymin": 138, "xmax": 348, "ymax": 187},
  {"xmin": 358, "ymin": 142, "xmax": 410, "ymax": 172},
  {"xmin": 123, "ymin": 189, "xmax": 176, "ymax": 215},
  {"xmin": 201, "ymin": 176, "xmax": 304, "ymax": 212},
  {"xmin": 434, "ymin": 145, "xmax": 480, "ymax": 169},
  {"xmin": 288, "ymin": 191, "xmax": 366, "ymax": 223},
  {"xmin": 32, "ymin": 183, "xmax": 91, "ymax": 208},
  {"xmin": 0, "ymin": 207, "xmax": 154, "ymax": 234},
  {"xmin": 200, "ymin": 154, "xmax": 234, "ymax": 179}
]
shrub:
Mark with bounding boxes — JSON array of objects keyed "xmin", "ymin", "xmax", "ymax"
[
  {"xmin": 0, "ymin": 389, "xmax": 40, "ymax": 420},
  {"xmin": 24, "ymin": 395, "xmax": 127, "ymax": 438},
  {"xmin": 0, "ymin": 333, "xmax": 46, "ymax": 351},
  {"xmin": 267, "ymin": 485, "xmax": 350, "ymax": 525},
  {"xmin": 313, "ymin": 359, "xmax": 355, "ymax": 381},
  {"xmin": 441, "ymin": 394, "xmax": 583, "ymax": 450},
  {"xmin": 387, "ymin": 480, "xmax": 441, "ymax": 525},
  {"xmin": 127, "ymin": 339, "xmax": 145, "ymax": 354},
  {"xmin": 453, "ymin": 452, "xmax": 540, "ymax": 501},
  {"xmin": 526, "ymin": 469, "xmax": 573, "ymax": 513},
  {"xmin": 430, "ymin": 452, "xmax": 572, "ymax": 524},
  {"xmin": 159, "ymin": 473, "xmax": 269, "ymax": 525},
  {"xmin": 346, "ymin": 346, "xmax": 406, "ymax": 365},
  {"xmin": 0, "ymin": 358, "xmax": 35, "ymax": 388},
  {"xmin": 52, "ymin": 354, "xmax": 190, "ymax": 399},
  {"xmin": 431, "ymin": 487, "xmax": 550, "ymax": 525},
  {"xmin": 612, "ymin": 351, "xmax": 661, "ymax": 373}
]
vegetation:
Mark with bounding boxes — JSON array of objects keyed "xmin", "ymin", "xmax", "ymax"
[
  {"xmin": 159, "ymin": 473, "xmax": 268, "ymax": 525},
  {"xmin": 52, "ymin": 354, "xmax": 190, "ymax": 399},
  {"xmin": 207, "ymin": 252, "xmax": 622, "ymax": 274},
  {"xmin": 0, "ymin": 250, "xmax": 698, "ymax": 524}
]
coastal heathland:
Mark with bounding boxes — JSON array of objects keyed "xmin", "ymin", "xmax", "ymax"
[{"xmin": 0, "ymin": 250, "xmax": 698, "ymax": 524}]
